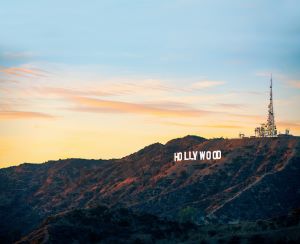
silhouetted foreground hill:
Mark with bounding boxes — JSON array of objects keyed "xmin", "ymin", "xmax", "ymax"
[
  {"xmin": 17, "ymin": 206, "xmax": 300, "ymax": 244},
  {"xmin": 16, "ymin": 205, "xmax": 196, "ymax": 244},
  {"xmin": 0, "ymin": 135, "xmax": 300, "ymax": 242}
]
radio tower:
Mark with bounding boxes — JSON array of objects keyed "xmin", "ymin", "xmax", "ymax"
[{"xmin": 266, "ymin": 74, "xmax": 277, "ymax": 137}]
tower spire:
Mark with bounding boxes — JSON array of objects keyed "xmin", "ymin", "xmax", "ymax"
[{"xmin": 266, "ymin": 74, "xmax": 277, "ymax": 137}]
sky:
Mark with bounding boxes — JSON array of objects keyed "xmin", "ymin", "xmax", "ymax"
[{"xmin": 0, "ymin": 0, "xmax": 300, "ymax": 167}]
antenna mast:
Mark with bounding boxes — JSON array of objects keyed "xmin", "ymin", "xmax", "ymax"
[{"xmin": 266, "ymin": 74, "xmax": 277, "ymax": 137}]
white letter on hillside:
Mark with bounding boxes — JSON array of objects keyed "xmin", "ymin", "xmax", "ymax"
[
  {"xmin": 174, "ymin": 152, "xmax": 182, "ymax": 162},
  {"xmin": 192, "ymin": 151, "xmax": 198, "ymax": 160},
  {"xmin": 199, "ymin": 151, "xmax": 205, "ymax": 160},
  {"xmin": 213, "ymin": 150, "xmax": 222, "ymax": 160},
  {"xmin": 206, "ymin": 151, "xmax": 211, "ymax": 160}
]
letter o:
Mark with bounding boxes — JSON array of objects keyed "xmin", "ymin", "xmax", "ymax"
[{"xmin": 206, "ymin": 151, "xmax": 211, "ymax": 160}]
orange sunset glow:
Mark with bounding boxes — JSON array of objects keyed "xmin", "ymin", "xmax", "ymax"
[
  {"xmin": 1, "ymin": 64, "xmax": 299, "ymax": 168},
  {"xmin": 1, "ymin": 1, "xmax": 299, "ymax": 168}
]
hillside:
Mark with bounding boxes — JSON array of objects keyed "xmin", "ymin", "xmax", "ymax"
[
  {"xmin": 16, "ymin": 205, "xmax": 197, "ymax": 244},
  {"xmin": 0, "ymin": 135, "xmax": 300, "ymax": 242},
  {"xmin": 17, "ymin": 206, "xmax": 300, "ymax": 244}
]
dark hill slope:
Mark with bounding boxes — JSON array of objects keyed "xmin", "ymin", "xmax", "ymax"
[
  {"xmin": 17, "ymin": 206, "xmax": 300, "ymax": 244},
  {"xmin": 0, "ymin": 135, "xmax": 300, "ymax": 242},
  {"xmin": 16, "ymin": 205, "xmax": 198, "ymax": 244}
]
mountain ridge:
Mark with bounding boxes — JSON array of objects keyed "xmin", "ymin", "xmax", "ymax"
[{"xmin": 1, "ymin": 135, "xmax": 300, "ymax": 242}]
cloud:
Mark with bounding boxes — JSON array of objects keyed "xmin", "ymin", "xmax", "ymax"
[
  {"xmin": 190, "ymin": 80, "xmax": 225, "ymax": 89},
  {"xmin": 254, "ymin": 72, "xmax": 286, "ymax": 80},
  {"xmin": 159, "ymin": 121, "xmax": 244, "ymax": 129},
  {"xmin": 142, "ymin": 101, "xmax": 191, "ymax": 110},
  {"xmin": 0, "ymin": 78, "xmax": 18, "ymax": 83},
  {"xmin": 229, "ymin": 90, "xmax": 264, "ymax": 96},
  {"xmin": 68, "ymin": 96, "xmax": 213, "ymax": 118},
  {"xmin": 97, "ymin": 79, "xmax": 186, "ymax": 96},
  {"xmin": 0, "ymin": 65, "xmax": 47, "ymax": 78},
  {"xmin": 255, "ymin": 71, "xmax": 273, "ymax": 78},
  {"xmin": 33, "ymin": 86, "xmax": 112, "ymax": 97},
  {"xmin": 0, "ymin": 110, "xmax": 55, "ymax": 120},
  {"xmin": 205, "ymin": 124, "xmax": 243, "ymax": 129},
  {"xmin": 217, "ymin": 103, "xmax": 244, "ymax": 109},
  {"xmin": 2, "ymin": 51, "xmax": 35, "ymax": 60},
  {"xmin": 287, "ymin": 80, "xmax": 300, "ymax": 89},
  {"xmin": 28, "ymin": 78, "xmax": 179, "ymax": 99},
  {"xmin": 230, "ymin": 113, "xmax": 265, "ymax": 121},
  {"xmin": 277, "ymin": 121, "xmax": 300, "ymax": 129},
  {"xmin": 255, "ymin": 71, "xmax": 300, "ymax": 90}
]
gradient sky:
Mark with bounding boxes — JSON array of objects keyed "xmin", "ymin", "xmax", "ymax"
[{"xmin": 1, "ymin": 0, "xmax": 300, "ymax": 167}]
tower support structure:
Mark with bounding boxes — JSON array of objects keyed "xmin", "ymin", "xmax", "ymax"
[
  {"xmin": 254, "ymin": 75, "xmax": 277, "ymax": 137},
  {"xmin": 266, "ymin": 75, "xmax": 277, "ymax": 136}
]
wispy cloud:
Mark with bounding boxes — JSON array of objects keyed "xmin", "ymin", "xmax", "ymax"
[
  {"xmin": 216, "ymin": 103, "xmax": 245, "ymax": 109},
  {"xmin": 286, "ymin": 80, "xmax": 300, "ymax": 89},
  {"xmin": 2, "ymin": 51, "xmax": 35, "ymax": 60},
  {"xmin": 190, "ymin": 80, "xmax": 225, "ymax": 89},
  {"xmin": 68, "ymin": 96, "xmax": 213, "ymax": 118},
  {"xmin": 0, "ymin": 78, "xmax": 18, "ymax": 83},
  {"xmin": 255, "ymin": 71, "xmax": 300, "ymax": 90},
  {"xmin": 255, "ymin": 71, "xmax": 273, "ymax": 78},
  {"xmin": 230, "ymin": 113, "xmax": 265, "ymax": 121},
  {"xmin": 29, "ymin": 79, "xmax": 179, "ymax": 99},
  {"xmin": 229, "ymin": 90, "xmax": 264, "ymax": 96},
  {"xmin": 277, "ymin": 121, "xmax": 300, "ymax": 129},
  {"xmin": 159, "ymin": 121, "xmax": 244, "ymax": 129},
  {"xmin": 254, "ymin": 71, "xmax": 286, "ymax": 80},
  {"xmin": 0, "ymin": 65, "xmax": 47, "ymax": 78},
  {"xmin": 204, "ymin": 124, "xmax": 244, "ymax": 129},
  {"xmin": 0, "ymin": 110, "xmax": 55, "ymax": 120},
  {"xmin": 32, "ymin": 86, "xmax": 112, "ymax": 97}
]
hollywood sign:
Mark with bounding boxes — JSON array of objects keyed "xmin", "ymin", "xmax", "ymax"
[{"xmin": 174, "ymin": 150, "xmax": 222, "ymax": 162}]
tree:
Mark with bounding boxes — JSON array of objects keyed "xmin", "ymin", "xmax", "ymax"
[{"xmin": 178, "ymin": 206, "xmax": 197, "ymax": 223}]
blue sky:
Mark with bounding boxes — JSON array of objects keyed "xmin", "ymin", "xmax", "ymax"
[
  {"xmin": 0, "ymin": 0, "xmax": 300, "ymax": 166},
  {"xmin": 1, "ymin": 0, "xmax": 299, "ymax": 77}
]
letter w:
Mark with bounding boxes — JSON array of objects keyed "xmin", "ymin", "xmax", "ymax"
[{"xmin": 199, "ymin": 151, "xmax": 205, "ymax": 160}]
